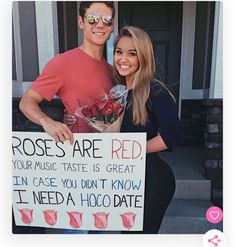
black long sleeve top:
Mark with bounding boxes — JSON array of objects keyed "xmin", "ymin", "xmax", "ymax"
[{"xmin": 120, "ymin": 81, "xmax": 183, "ymax": 149}]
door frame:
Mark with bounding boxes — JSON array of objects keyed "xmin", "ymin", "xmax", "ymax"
[{"xmin": 106, "ymin": 2, "xmax": 197, "ymax": 117}]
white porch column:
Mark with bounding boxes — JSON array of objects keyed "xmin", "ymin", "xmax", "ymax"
[
  {"xmin": 12, "ymin": 2, "xmax": 23, "ymax": 83},
  {"xmin": 106, "ymin": 1, "xmax": 118, "ymax": 65},
  {"xmin": 179, "ymin": 2, "xmax": 204, "ymax": 100},
  {"xmin": 178, "ymin": 2, "xmax": 197, "ymax": 116},
  {"xmin": 35, "ymin": 1, "xmax": 59, "ymax": 73},
  {"xmin": 209, "ymin": 2, "xmax": 223, "ymax": 99}
]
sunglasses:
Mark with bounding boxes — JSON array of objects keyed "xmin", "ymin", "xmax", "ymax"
[{"xmin": 84, "ymin": 13, "xmax": 114, "ymax": 27}]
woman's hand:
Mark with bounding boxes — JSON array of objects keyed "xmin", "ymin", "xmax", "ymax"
[
  {"xmin": 146, "ymin": 133, "xmax": 168, "ymax": 153},
  {"xmin": 63, "ymin": 109, "xmax": 77, "ymax": 126}
]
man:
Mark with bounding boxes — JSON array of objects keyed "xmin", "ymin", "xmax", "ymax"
[
  {"xmin": 19, "ymin": 1, "xmax": 115, "ymax": 144},
  {"xmin": 18, "ymin": 1, "xmax": 115, "ymax": 234}
]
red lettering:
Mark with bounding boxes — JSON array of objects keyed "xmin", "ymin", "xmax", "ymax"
[
  {"xmin": 112, "ymin": 139, "xmax": 143, "ymax": 159},
  {"xmin": 112, "ymin": 139, "xmax": 122, "ymax": 159},
  {"xmin": 132, "ymin": 140, "xmax": 142, "ymax": 159},
  {"xmin": 122, "ymin": 140, "xmax": 131, "ymax": 159}
]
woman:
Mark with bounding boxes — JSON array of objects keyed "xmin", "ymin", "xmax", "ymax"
[
  {"xmin": 64, "ymin": 26, "xmax": 182, "ymax": 234},
  {"xmin": 113, "ymin": 26, "xmax": 181, "ymax": 234}
]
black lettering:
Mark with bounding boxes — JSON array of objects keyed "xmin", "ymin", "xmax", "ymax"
[
  {"xmin": 113, "ymin": 194, "xmax": 143, "ymax": 208},
  {"xmin": 32, "ymin": 191, "xmax": 65, "ymax": 205},
  {"xmin": 35, "ymin": 139, "xmax": 45, "ymax": 156},
  {"xmin": 83, "ymin": 139, "xmax": 92, "ymax": 157},
  {"xmin": 66, "ymin": 193, "xmax": 75, "ymax": 206},
  {"xmin": 134, "ymin": 195, "xmax": 142, "ymax": 208},
  {"xmin": 12, "ymin": 136, "xmax": 22, "ymax": 155},
  {"xmin": 55, "ymin": 141, "xmax": 65, "ymax": 157},
  {"xmin": 44, "ymin": 139, "xmax": 54, "ymax": 157},
  {"xmin": 72, "ymin": 140, "xmax": 83, "ymax": 157},
  {"xmin": 114, "ymin": 194, "xmax": 122, "ymax": 207},
  {"xmin": 23, "ymin": 138, "xmax": 36, "ymax": 156},
  {"xmin": 14, "ymin": 189, "xmax": 29, "ymax": 204},
  {"xmin": 93, "ymin": 139, "xmax": 102, "ymax": 158}
]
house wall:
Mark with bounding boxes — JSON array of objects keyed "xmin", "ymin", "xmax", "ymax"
[
  {"xmin": 210, "ymin": 2, "xmax": 223, "ymax": 99},
  {"xmin": 181, "ymin": 98, "xmax": 223, "ymax": 207},
  {"xmin": 12, "ymin": 2, "xmax": 223, "ymax": 100}
]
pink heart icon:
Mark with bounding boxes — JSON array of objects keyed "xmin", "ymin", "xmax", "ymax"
[
  {"xmin": 210, "ymin": 211, "xmax": 219, "ymax": 220},
  {"xmin": 206, "ymin": 206, "xmax": 223, "ymax": 224}
]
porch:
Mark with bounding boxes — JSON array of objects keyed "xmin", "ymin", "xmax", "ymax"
[{"xmin": 159, "ymin": 146, "xmax": 222, "ymax": 234}]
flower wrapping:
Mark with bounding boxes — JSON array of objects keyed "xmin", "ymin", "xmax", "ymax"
[{"xmin": 74, "ymin": 85, "xmax": 127, "ymax": 132}]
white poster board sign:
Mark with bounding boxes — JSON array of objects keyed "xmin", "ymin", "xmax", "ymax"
[{"xmin": 12, "ymin": 132, "xmax": 146, "ymax": 231}]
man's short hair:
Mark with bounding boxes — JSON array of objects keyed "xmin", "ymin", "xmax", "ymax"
[{"xmin": 79, "ymin": 1, "xmax": 115, "ymax": 18}]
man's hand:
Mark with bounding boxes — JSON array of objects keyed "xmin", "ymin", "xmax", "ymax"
[
  {"xmin": 63, "ymin": 109, "xmax": 77, "ymax": 126},
  {"xmin": 40, "ymin": 116, "xmax": 74, "ymax": 144},
  {"xmin": 19, "ymin": 88, "xmax": 74, "ymax": 144}
]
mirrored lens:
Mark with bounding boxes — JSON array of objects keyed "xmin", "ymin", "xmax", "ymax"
[
  {"xmin": 86, "ymin": 14, "xmax": 113, "ymax": 26},
  {"xmin": 102, "ymin": 15, "xmax": 113, "ymax": 26},
  {"xmin": 87, "ymin": 14, "xmax": 97, "ymax": 24}
]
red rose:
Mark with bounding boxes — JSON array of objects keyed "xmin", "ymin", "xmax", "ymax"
[
  {"xmin": 82, "ymin": 105, "xmax": 92, "ymax": 118},
  {"xmin": 111, "ymin": 101, "xmax": 122, "ymax": 114},
  {"xmin": 94, "ymin": 98, "xmax": 106, "ymax": 109},
  {"xmin": 90, "ymin": 105, "xmax": 99, "ymax": 117},
  {"xmin": 75, "ymin": 85, "xmax": 127, "ymax": 132},
  {"xmin": 100, "ymin": 100, "xmax": 113, "ymax": 116}
]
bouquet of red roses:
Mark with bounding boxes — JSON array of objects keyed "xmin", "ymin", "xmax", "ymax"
[{"xmin": 75, "ymin": 85, "xmax": 127, "ymax": 132}]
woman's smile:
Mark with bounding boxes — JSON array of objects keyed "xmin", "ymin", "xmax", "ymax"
[{"xmin": 119, "ymin": 64, "xmax": 131, "ymax": 69}]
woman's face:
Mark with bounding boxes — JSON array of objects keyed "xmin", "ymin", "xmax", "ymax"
[{"xmin": 114, "ymin": 36, "xmax": 140, "ymax": 82}]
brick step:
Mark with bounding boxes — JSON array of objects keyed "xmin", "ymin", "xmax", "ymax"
[
  {"xmin": 159, "ymin": 147, "xmax": 211, "ymax": 200},
  {"xmin": 174, "ymin": 179, "xmax": 210, "ymax": 200}
]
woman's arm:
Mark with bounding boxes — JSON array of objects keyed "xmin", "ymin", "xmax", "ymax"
[
  {"xmin": 146, "ymin": 133, "xmax": 168, "ymax": 153},
  {"xmin": 147, "ymin": 83, "xmax": 183, "ymax": 152}
]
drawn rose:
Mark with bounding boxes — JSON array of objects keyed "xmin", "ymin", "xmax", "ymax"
[
  {"xmin": 43, "ymin": 210, "xmax": 57, "ymax": 226},
  {"xmin": 67, "ymin": 211, "xmax": 83, "ymax": 228},
  {"xmin": 18, "ymin": 208, "xmax": 33, "ymax": 225},
  {"xmin": 93, "ymin": 212, "xmax": 109, "ymax": 229},
  {"xmin": 120, "ymin": 212, "xmax": 136, "ymax": 229}
]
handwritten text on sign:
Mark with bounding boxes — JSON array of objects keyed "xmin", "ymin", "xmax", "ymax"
[{"xmin": 12, "ymin": 132, "xmax": 146, "ymax": 231}]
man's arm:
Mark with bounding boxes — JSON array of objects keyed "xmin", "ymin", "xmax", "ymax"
[{"xmin": 19, "ymin": 88, "xmax": 74, "ymax": 144}]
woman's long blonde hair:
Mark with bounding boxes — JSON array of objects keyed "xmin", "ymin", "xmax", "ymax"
[{"xmin": 113, "ymin": 26, "xmax": 156, "ymax": 126}]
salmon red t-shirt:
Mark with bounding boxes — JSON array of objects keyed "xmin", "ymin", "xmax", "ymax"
[{"xmin": 31, "ymin": 47, "xmax": 113, "ymax": 132}]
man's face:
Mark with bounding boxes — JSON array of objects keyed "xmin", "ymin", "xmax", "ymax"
[{"xmin": 78, "ymin": 3, "xmax": 114, "ymax": 47}]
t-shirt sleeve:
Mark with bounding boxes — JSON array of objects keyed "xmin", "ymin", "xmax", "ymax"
[
  {"xmin": 150, "ymin": 84, "xmax": 183, "ymax": 148},
  {"xmin": 30, "ymin": 55, "xmax": 64, "ymax": 101}
]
